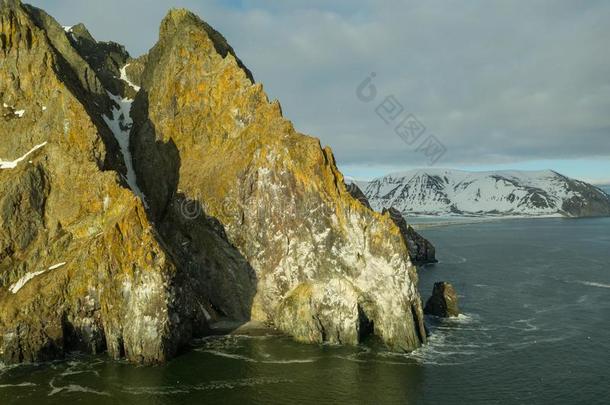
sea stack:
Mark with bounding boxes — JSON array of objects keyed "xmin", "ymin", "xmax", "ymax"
[{"xmin": 424, "ymin": 282, "xmax": 460, "ymax": 317}]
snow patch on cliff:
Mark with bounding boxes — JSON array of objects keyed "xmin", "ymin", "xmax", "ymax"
[
  {"xmin": 103, "ymin": 91, "xmax": 148, "ymax": 207},
  {"xmin": 48, "ymin": 262, "xmax": 66, "ymax": 270},
  {"xmin": 120, "ymin": 64, "xmax": 141, "ymax": 92},
  {"xmin": 0, "ymin": 142, "xmax": 47, "ymax": 169},
  {"xmin": 9, "ymin": 270, "xmax": 47, "ymax": 293}
]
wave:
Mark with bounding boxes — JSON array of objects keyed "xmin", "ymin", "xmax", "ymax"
[
  {"xmin": 48, "ymin": 380, "xmax": 110, "ymax": 397},
  {"xmin": 428, "ymin": 313, "xmax": 480, "ymax": 326},
  {"xmin": 121, "ymin": 377, "xmax": 292, "ymax": 395},
  {"xmin": 194, "ymin": 334, "xmax": 276, "ymax": 342},
  {"xmin": 0, "ymin": 382, "xmax": 36, "ymax": 388},
  {"xmin": 200, "ymin": 349, "xmax": 317, "ymax": 364},
  {"xmin": 437, "ymin": 252, "xmax": 468, "ymax": 264},
  {"xmin": 506, "ymin": 334, "xmax": 573, "ymax": 350},
  {"xmin": 574, "ymin": 280, "xmax": 610, "ymax": 289},
  {"xmin": 508, "ymin": 318, "xmax": 538, "ymax": 332},
  {"xmin": 59, "ymin": 369, "xmax": 100, "ymax": 377}
]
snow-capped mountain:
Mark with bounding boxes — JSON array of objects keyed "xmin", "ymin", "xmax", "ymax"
[{"xmin": 356, "ymin": 169, "xmax": 610, "ymax": 217}]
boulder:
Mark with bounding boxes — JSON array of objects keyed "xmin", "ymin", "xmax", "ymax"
[{"xmin": 424, "ymin": 282, "xmax": 459, "ymax": 317}]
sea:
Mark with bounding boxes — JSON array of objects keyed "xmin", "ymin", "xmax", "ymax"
[{"xmin": 1, "ymin": 206, "xmax": 609, "ymax": 404}]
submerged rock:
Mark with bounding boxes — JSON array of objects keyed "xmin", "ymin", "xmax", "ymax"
[
  {"xmin": 383, "ymin": 207, "xmax": 437, "ymax": 265},
  {"xmin": 424, "ymin": 282, "xmax": 459, "ymax": 317},
  {"xmin": 0, "ymin": 2, "xmax": 427, "ymax": 364}
]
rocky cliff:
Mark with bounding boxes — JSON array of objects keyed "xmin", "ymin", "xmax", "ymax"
[
  {"xmin": 0, "ymin": 1, "xmax": 426, "ymax": 364},
  {"xmin": 347, "ymin": 183, "xmax": 436, "ymax": 265},
  {"xmin": 0, "ymin": 0, "xmax": 220, "ymax": 364},
  {"xmin": 382, "ymin": 208, "xmax": 437, "ymax": 265}
]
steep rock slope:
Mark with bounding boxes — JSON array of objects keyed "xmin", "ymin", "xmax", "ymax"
[
  {"xmin": 130, "ymin": 9, "xmax": 426, "ymax": 350},
  {"xmin": 0, "ymin": 0, "xmax": 218, "ymax": 364},
  {"xmin": 362, "ymin": 169, "xmax": 610, "ymax": 217},
  {"xmin": 0, "ymin": 2, "xmax": 427, "ymax": 364},
  {"xmin": 347, "ymin": 182, "xmax": 436, "ymax": 265},
  {"xmin": 382, "ymin": 208, "xmax": 436, "ymax": 265}
]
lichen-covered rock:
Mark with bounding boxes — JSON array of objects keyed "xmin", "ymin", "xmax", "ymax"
[
  {"xmin": 0, "ymin": 2, "xmax": 428, "ymax": 365},
  {"xmin": 130, "ymin": 9, "xmax": 426, "ymax": 351},
  {"xmin": 348, "ymin": 184, "xmax": 436, "ymax": 266},
  {"xmin": 0, "ymin": 0, "xmax": 214, "ymax": 364},
  {"xmin": 424, "ymin": 282, "xmax": 459, "ymax": 317},
  {"xmin": 383, "ymin": 207, "xmax": 437, "ymax": 265}
]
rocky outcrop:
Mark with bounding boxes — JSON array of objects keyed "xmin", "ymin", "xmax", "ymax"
[
  {"xmin": 348, "ymin": 182, "xmax": 436, "ymax": 265},
  {"xmin": 130, "ymin": 8, "xmax": 426, "ymax": 351},
  {"xmin": 424, "ymin": 282, "xmax": 459, "ymax": 317},
  {"xmin": 346, "ymin": 181, "xmax": 372, "ymax": 210},
  {"xmin": 0, "ymin": 2, "xmax": 427, "ymax": 364},
  {"xmin": 383, "ymin": 207, "xmax": 437, "ymax": 265}
]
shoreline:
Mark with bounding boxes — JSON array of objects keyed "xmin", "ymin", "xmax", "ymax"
[{"xmin": 408, "ymin": 214, "xmax": 575, "ymax": 230}]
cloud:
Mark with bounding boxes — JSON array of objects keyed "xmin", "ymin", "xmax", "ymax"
[{"xmin": 28, "ymin": 0, "xmax": 610, "ymax": 177}]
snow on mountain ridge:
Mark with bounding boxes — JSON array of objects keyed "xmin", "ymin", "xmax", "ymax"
[{"xmin": 357, "ymin": 169, "xmax": 610, "ymax": 217}]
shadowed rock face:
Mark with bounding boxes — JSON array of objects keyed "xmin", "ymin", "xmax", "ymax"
[
  {"xmin": 0, "ymin": 2, "xmax": 427, "ymax": 364},
  {"xmin": 424, "ymin": 282, "xmax": 459, "ymax": 318},
  {"xmin": 382, "ymin": 207, "xmax": 437, "ymax": 265},
  {"xmin": 346, "ymin": 182, "xmax": 372, "ymax": 210}
]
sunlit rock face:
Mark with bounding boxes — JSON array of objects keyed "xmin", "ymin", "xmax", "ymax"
[
  {"xmin": 347, "ymin": 182, "xmax": 437, "ymax": 265},
  {"xmin": 0, "ymin": 2, "xmax": 426, "ymax": 365},
  {"xmin": 131, "ymin": 9, "xmax": 426, "ymax": 350}
]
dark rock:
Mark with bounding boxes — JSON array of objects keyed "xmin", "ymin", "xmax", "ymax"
[
  {"xmin": 383, "ymin": 207, "xmax": 437, "ymax": 265},
  {"xmin": 346, "ymin": 181, "xmax": 372, "ymax": 209},
  {"xmin": 424, "ymin": 282, "xmax": 459, "ymax": 317}
]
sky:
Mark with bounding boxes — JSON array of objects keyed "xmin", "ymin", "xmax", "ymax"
[{"xmin": 29, "ymin": 0, "xmax": 610, "ymax": 183}]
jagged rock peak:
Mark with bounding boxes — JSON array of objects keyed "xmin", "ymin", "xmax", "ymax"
[
  {"xmin": 158, "ymin": 8, "xmax": 254, "ymax": 82},
  {"xmin": 130, "ymin": 5, "xmax": 427, "ymax": 353},
  {"xmin": 68, "ymin": 23, "xmax": 94, "ymax": 41}
]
